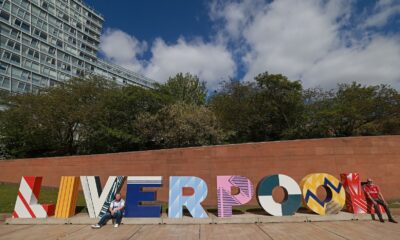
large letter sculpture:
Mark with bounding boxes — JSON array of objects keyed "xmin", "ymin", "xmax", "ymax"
[
  {"xmin": 81, "ymin": 176, "xmax": 125, "ymax": 218},
  {"xmin": 257, "ymin": 174, "xmax": 302, "ymax": 216},
  {"xmin": 125, "ymin": 176, "xmax": 162, "ymax": 218},
  {"xmin": 13, "ymin": 176, "xmax": 55, "ymax": 218},
  {"xmin": 55, "ymin": 176, "xmax": 80, "ymax": 218},
  {"xmin": 340, "ymin": 173, "xmax": 384, "ymax": 214},
  {"xmin": 168, "ymin": 176, "xmax": 208, "ymax": 218},
  {"xmin": 300, "ymin": 173, "xmax": 345, "ymax": 215},
  {"xmin": 217, "ymin": 176, "xmax": 253, "ymax": 218}
]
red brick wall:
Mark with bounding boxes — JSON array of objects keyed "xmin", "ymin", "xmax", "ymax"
[{"xmin": 0, "ymin": 136, "xmax": 399, "ymax": 205}]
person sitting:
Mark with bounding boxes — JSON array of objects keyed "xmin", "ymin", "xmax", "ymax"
[
  {"xmin": 91, "ymin": 193, "xmax": 125, "ymax": 228},
  {"xmin": 363, "ymin": 178, "xmax": 397, "ymax": 223}
]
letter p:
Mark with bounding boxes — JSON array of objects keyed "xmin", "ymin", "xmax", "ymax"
[{"xmin": 217, "ymin": 176, "xmax": 254, "ymax": 218}]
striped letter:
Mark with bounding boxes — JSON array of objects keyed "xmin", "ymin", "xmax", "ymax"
[
  {"xmin": 81, "ymin": 176, "xmax": 125, "ymax": 218},
  {"xmin": 168, "ymin": 176, "xmax": 208, "ymax": 218},
  {"xmin": 217, "ymin": 176, "xmax": 253, "ymax": 218},
  {"xmin": 13, "ymin": 176, "xmax": 55, "ymax": 218},
  {"xmin": 340, "ymin": 173, "xmax": 385, "ymax": 214},
  {"xmin": 55, "ymin": 176, "xmax": 80, "ymax": 218}
]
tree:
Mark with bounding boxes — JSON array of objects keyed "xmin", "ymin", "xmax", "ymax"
[
  {"xmin": 0, "ymin": 76, "xmax": 170, "ymax": 158},
  {"xmin": 254, "ymin": 72, "xmax": 304, "ymax": 139},
  {"xmin": 0, "ymin": 76, "xmax": 119, "ymax": 158},
  {"xmin": 209, "ymin": 73, "xmax": 305, "ymax": 142},
  {"xmin": 208, "ymin": 80, "xmax": 261, "ymax": 143},
  {"xmin": 81, "ymin": 83, "xmax": 169, "ymax": 154},
  {"xmin": 134, "ymin": 102, "xmax": 227, "ymax": 149},
  {"xmin": 299, "ymin": 83, "xmax": 400, "ymax": 138},
  {"xmin": 156, "ymin": 73, "xmax": 207, "ymax": 105}
]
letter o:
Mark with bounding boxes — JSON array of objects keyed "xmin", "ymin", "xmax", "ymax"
[
  {"xmin": 300, "ymin": 173, "xmax": 346, "ymax": 215},
  {"xmin": 257, "ymin": 174, "xmax": 302, "ymax": 216}
]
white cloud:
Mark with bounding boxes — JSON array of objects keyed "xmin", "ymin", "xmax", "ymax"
[
  {"xmin": 99, "ymin": 30, "xmax": 235, "ymax": 88},
  {"xmin": 211, "ymin": 0, "xmax": 400, "ymax": 89},
  {"xmin": 144, "ymin": 38, "xmax": 235, "ymax": 88},
  {"xmin": 364, "ymin": 0, "xmax": 400, "ymax": 28},
  {"xmin": 100, "ymin": 0, "xmax": 400, "ymax": 90},
  {"xmin": 99, "ymin": 29, "xmax": 147, "ymax": 73}
]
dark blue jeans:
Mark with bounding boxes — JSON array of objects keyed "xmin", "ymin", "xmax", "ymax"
[{"xmin": 98, "ymin": 210, "xmax": 123, "ymax": 225}]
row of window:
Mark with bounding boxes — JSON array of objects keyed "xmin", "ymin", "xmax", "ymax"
[
  {"xmin": 11, "ymin": 2, "xmax": 30, "ymax": 21},
  {"xmin": 1, "ymin": 47, "xmax": 74, "ymax": 78},
  {"xmin": 2, "ymin": 4, "xmax": 100, "ymax": 51}
]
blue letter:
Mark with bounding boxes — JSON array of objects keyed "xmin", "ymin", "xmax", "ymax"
[
  {"xmin": 125, "ymin": 176, "xmax": 162, "ymax": 218},
  {"xmin": 168, "ymin": 176, "xmax": 208, "ymax": 218}
]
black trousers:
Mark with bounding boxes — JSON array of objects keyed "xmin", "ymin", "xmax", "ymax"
[{"xmin": 371, "ymin": 199, "xmax": 394, "ymax": 221}]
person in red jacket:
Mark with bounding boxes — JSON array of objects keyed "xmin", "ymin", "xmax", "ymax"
[{"xmin": 363, "ymin": 178, "xmax": 397, "ymax": 223}]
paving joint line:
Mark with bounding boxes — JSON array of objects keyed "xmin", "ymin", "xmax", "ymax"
[
  {"xmin": 255, "ymin": 223, "xmax": 274, "ymax": 240},
  {"xmin": 310, "ymin": 222, "xmax": 350, "ymax": 240},
  {"xmin": 126, "ymin": 225, "xmax": 145, "ymax": 240},
  {"xmin": 198, "ymin": 224, "xmax": 201, "ymax": 240}
]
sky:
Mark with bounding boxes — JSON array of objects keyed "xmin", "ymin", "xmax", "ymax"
[{"xmin": 85, "ymin": 0, "xmax": 400, "ymax": 90}]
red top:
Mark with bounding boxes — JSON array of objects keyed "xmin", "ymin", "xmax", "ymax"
[{"xmin": 363, "ymin": 184, "xmax": 380, "ymax": 199}]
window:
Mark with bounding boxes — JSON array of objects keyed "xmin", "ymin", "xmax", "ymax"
[
  {"xmin": 10, "ymin": 53, "xmax": 20, "ymax": 64},
  {"xmin": 0, "ymin": 62, "xmax": 7, "ymax": 74},
  {"xmin": 14, "ymin": 18, "xmax": 30, "ymax": 32},
  {"xmin": 23, "ymin": 58, "xmax": 40, "ymax": 72},
  {"xmin": 21, "ymin": 22, "xmax": 29, "ymax": 31},
  {"xmin": 42, "ymin": 1, "xmax": 48, "ymax": 9},
  {"xmin": 0, "ymin": 76, "xmax": 11, "ymax": 89},
  {"xmin": 0, "ymin": 10, "xmax": 10, "ymax": 21},
  {"xmin": 33, "ymin": 28, "xmax": 47, "ymax": 40},
  {"xmin": 23, "ymin": 46, "xmax": 39, "ymax": 60}
]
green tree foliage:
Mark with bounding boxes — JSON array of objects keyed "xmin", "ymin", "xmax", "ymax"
[
  {"xmin": 0, "ymin": 75, "xmax": 224, "ymax": 159},
  {"xmin": 1, "ymin": 72, "xmax": 399, "ymax": 159},
  {"xmin": 209, "ymin": 74, "xmax": 400, "ymax": 143},
  {"xmin": 156, "ymin": 73, "xmax": 207, "ymax": 105},
  {"xmin": 301, "ymin": 83, "xmax": 400, "ymax": 137},
  {"xmin": 135, "ymin": 102, "xmax": 227, "ymax": 149},
  {"xmin": 209, "ymin": 73, "xmax": 304, "ymax": 142}
]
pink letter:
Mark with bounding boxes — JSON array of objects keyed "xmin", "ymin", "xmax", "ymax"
[{"xmin": 217, "ymin": 176, "xmax": 254, "ymax": 218}]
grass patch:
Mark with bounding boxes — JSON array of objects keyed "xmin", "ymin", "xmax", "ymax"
[{"xmin": 0, "ymin": 182, "xmax": 87, "ymax": 213}]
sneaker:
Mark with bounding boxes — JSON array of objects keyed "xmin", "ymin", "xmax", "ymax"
[
  {"xmin": 114, "ymin": 224, "xmax": 119, "ymax": 228},
  {"xmin": 389, "ymin": 219, "xmax": 398, "ymax": 224},
  {"xmin": 379, "ymin": 219, "xmax": 385, "ymax": 223},
  {"xmin": 91, "ymin": 224, "xmax": 101, "ymax": 229}
]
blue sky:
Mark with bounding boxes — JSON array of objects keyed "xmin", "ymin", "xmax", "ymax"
[{"xmin": 85, "ymin": 0, "xmax": 400, "ymax": 89}]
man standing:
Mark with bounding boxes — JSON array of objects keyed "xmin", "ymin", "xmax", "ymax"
[
  {"xmin": 363, "ymin": 178, "xmax": 397, "ymax": 223},
  {"xmin": 91, "ymin": 193, "xmax": 125, "ymax": 228}
]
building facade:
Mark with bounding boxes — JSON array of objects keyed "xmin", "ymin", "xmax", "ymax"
[{"xmin": 0, "ymin": 0, "xmax": 154, "ymax": 94}]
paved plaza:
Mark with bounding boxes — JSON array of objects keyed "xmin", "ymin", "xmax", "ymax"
[{"xmin": 1, "ymin": 216, "xmax": 399, "ymax": 240}]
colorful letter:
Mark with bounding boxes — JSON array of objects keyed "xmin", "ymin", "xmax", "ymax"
[
  {"xmin": 217, "ymin": 176, "xmax": 253, "ymax": 218},
  {"xmin": 168, "ymin": 176, "xmax": 208, "ymax": 218},
  {"xmin": 55, "ymin": 176, "xmax": 80, "ymax": 218},
  {"xmin": 81, "ymin": 176, "xmax": 125, "ymax": 218},
  {"xmin": 13, "ymin": 176, "xmax": 55, "ymax": 218},
  {"xmin": 257, "ymin": 174, "xmax": 302, "ymax": 216},
  {"xmin": 300, "ymin": 173, "xmax": 346, "ymax": 215},
  {"xmin": 340, "ymin": 173, "xmax": 385, "ymax": 214},
  {"xmin": 125, "ymin": 176, "xmax": 162, "ymax": 218}
]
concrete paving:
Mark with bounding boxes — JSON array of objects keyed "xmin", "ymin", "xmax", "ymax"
[{"xmin": 0, "ymin": 219, "xmax": 399, "ymax": 240}]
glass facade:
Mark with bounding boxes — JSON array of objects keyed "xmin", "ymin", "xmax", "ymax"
[{"xmin": 0, "ymin": 0, "xmax": 154, "ymax": 94}]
